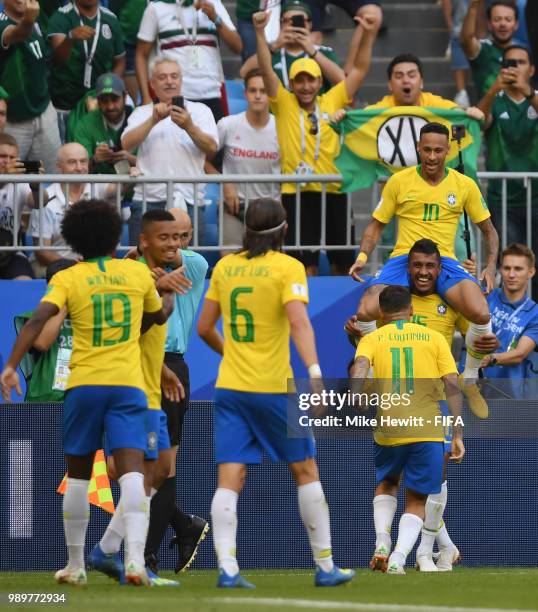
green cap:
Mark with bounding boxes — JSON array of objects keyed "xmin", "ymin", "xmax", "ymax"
[
  {"xmin": 281, "ymin": 0, "xmax": 312, "ymax": 18},
  {"xmin": 0, "ymin": 86, "xmax": 9, "ymax": 100}
]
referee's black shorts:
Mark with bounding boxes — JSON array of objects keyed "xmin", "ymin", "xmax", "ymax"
[{"xmin": 162, "ymin": 352, "xmax": 190, "ymax": 447}]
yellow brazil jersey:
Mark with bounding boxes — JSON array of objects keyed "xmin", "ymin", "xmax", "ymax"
[
  {"xmin": 42, "ymin": 257, "xmax": 162, "ymax": 391},
  {"xmin": 411, "ymin": 293, "xmax": 468, "ymax": 348},
  {"xmin": 205, "ymin": 250, "xmax": 309, "ymax": 393},
  {"xmin": 366, "ymin": 91, "xmax": 458, "ymax": 110},
  {"xmin": 269, "ymin": 80, "xmax": 351, "ymax": 194},
  {"xmin": 355, "ymin": 320, "xmax": 457, "ymax": 445},
  {"xmin": 138, "ymin": 258, "xmax": 166, "ymax": 410},
  {"xmin": 373, "ymin": 166, "xmax": 490, "ymax": 259}
]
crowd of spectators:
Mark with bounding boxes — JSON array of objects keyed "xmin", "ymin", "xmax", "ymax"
[{"xmin": 0, "ymin": 0, "xmax": 536, "ymax": 281}]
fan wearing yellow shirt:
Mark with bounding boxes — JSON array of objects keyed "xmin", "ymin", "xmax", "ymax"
[
  {"xmin": 366, "ymin": 53, "xmax": 484, "ymax": 119},
  {"xmin": 198, "ymin": 199, "xmax": 355, "ymax": 589},
  {"xmin": 253, "ymin": 7, "xmax": 377, "ymax": 275},
  {"xmin": 351, "ymin": 285, "xmax": 465, "ymax": 575},
  {"xmin": 1, "ymin": 200, "xmax": 170, "ymax": 588},
  {"xmin": 350, "ymin": 122, "xmax": 499, "ymax": 410}
]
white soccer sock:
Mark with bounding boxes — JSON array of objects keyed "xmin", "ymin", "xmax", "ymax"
[
  {"xmin": 63, "ymin": 478, "xmax": 90, "ymax": 569},
  {"xmin": 99, "ymin": 503, "xmax": 125, "ymax": 555},
  {"xmin": 211, "ymin": 488, "xmax": 239, "ymax": 576},
  {"xmin": 390, "ymin": 513, "xmax": 423, "ymax": 568},
  {"xmin": 354, "ymin": 320, "xmax": 377, "ymax": 337},
  {"xmin": 373, "ymin": 494, "xmax": 397, "ymax": 553},
  {"xmin": 417, "ymin": 481, "xmax": 448, "ymax": 558},
  {"xmin": 298, "ymin": 481, "xmax": 334, "ymax": 572},
  {"xmin": 463, "ymin": 321, "xmax": 493, "ymax": 380},
  {"xmin": 437, "ymin": 521, "xmax": 456, "ymax": 549},
  {"xmin": 118, "ymin": 472, "xmax": 148, "ymax": 566}
]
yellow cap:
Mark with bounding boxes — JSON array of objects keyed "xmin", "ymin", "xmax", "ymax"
[{"xmin": 289, "ymin": 57, "xmax": 322, "ymax": 80}]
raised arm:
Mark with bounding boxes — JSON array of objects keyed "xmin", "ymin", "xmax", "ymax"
[
  {"xmin": 122, "ymin": 103, "xmax": 170, "ymax": 152},
  {"xmin": 1, "ymin": 0, "xmax": 39, "ymax": 45},
  {"xmin": 199, "ymin": 1, "xmax": 242, "ymax": 54},
  {"xmin": 460, "ymin": 0, "xmax": 482, "ymax": 59},
  {"xmin": 476, "ymin": 74, "xmax": 503, "ymax": 126},
  {"xmin": 343, "ymin": 12, "xmax": 378, "ymax": 99},
  {"xmin": 253, "ymin": 10, "xmax": 280, "ymax": 99}
]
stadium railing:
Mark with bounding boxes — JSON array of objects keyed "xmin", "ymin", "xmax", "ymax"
[{"xmin": 1, "ymin": 172, "xmax": 536, "ymax": 274}]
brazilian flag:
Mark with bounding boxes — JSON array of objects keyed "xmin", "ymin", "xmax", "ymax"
[{"xmin": 334, "ymin": 107, "xmax": 482, "ymax": 192}]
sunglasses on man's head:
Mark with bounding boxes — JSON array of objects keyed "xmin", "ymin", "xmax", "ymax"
[{"xmin": 308, "ymin": 112, "xmax": 319, "ymax": 135}]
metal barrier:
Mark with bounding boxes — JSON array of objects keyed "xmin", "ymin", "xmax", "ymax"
[{"xmin": 0, "ymin": 172, "xmax": 535, "ymax": 259}]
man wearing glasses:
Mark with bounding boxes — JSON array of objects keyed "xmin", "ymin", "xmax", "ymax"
[
  {"xmin": 240, "ymin": 0, "xmax": 344, "ymax": 94},
  {"xmin": 254, "ymin": 7, "xmax": 377, "ymax": 275}
]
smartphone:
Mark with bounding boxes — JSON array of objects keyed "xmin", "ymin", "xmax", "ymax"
[
  {"xmin": 22, "ymin": 160, "xmax": 40, "ymax": 174},
  {"xmin": 110, "ymin": 144, "xmax": 122, "ymax": 153},
  {"xmin": 451, "ymin": 124, "xmax": 466, "ymax": 141},
  {"xmin": 291, "ymin": 14, "xmax": 305, "ymax": 28},
  {"xmin": 171, "ymin": 95, "xmax": 184, "ymax": 109},
  {"xmin": 502, "ymin": 58, "xmax": 518, "ymax": 69}
]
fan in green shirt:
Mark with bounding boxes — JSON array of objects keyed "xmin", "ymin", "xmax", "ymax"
[
  {"xmin": 73, "ymin": 73, "xmax": 136, "ymax": 175},
  {"xmin": 461, "ymin": 0, "xmax": 520, "ymax": 100},
  {"xmin": 108, "ymin": 0, "xmax": 147, "ymax": 47},
  {"xmin": 0, "ymin": 0, "xmax": 51, "ymax": 122},
  {"xmin": 15, "ymin": 259, "xmax": 77, "ymax": 403},
  {"xmin": 48, "ymin": 0, "xmax": 125, "ymax": 111}
]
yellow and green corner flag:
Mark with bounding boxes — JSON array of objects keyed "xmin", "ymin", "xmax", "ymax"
[
  {"xmin": 57, "ymin": 449, "xmax": 115, "ymax": 514},
  {"xmin": 334, "ymin": 107, "xmax": 482, "ymax": 192}
]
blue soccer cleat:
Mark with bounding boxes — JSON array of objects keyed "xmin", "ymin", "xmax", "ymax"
[
  {"xmin": 88, "ymin": 543, "xmax": 124, "ymax": 583},
  {"xmin": 315, "ymin": 565, "xmax": 356, "ymax": 587},
  {"xmin": 217, "ymin": 569, "xmax": 255, "ymax": 589},
  {"xmin": 146, "ymin": 568, "xmax": 180, "ymax": 587}
]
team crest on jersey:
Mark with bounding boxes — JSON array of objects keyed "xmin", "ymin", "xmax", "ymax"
[
  {"xmin": 528, "ymin": 105, "xmax": 537, "ymax": 120},
  {"xmin": 437, "ymin": 303, "xmax": 447, "ymax": 315},
  {"xmin": 447, "ymin": 192, "xmax": 457, "ymax": 207},
  {"xmin": 101, "ymin": 24, "xmax": 112, "ymax": 39},
  {"xmin": 147, "ymin": 431, "xmax": 157, "ymax": 451}
]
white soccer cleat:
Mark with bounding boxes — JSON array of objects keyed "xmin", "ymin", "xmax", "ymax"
[
  {"xmin": 125, "ymin": 561, "xmax": 151, "ymax": 586},
  {"xmin": 387, "ymin": 562, "xmax": 406, "ymax": 575},
  {"xmin": 54, "ymin": 566, "xmax": 87, "ymax": 586},
  {"xmin": 415, "ymin": 555, "xmax": 439, "ymax": 572},
  {"xmin": 436, "ymin": 545, "xmax": 461, "ymax": 572}
]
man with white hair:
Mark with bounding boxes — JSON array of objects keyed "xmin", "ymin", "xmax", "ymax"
[
  {"xmin": 30, "ymin": 142, "xmax": 116, "ymax": 273},
  {"xmin": 122, "ymin": 56, "xmax": 218, "ymax": 246}
]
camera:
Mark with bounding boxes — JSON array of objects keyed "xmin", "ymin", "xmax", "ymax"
[
  {"xmin": 451, "ymin": 124, "xmax": 466, "ymax": 141},
  {"xmin": 291, "ymin": 14, "xmax": 305, "ymax": 28}
]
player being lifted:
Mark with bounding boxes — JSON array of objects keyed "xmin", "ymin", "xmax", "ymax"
[
  {"xmin": 346, "ymin": 239, "xmax": 499, "ymax": 571},
  {"xmin": 349, "ymin": 122, "xmax": 499, "ymax": 415},
  {"xmin": 198, "ymin": 199, "xmax": 354, "ymax": 588},
  {"xmin": 350, "ymin": 285, "xmax": 465, "ymax": 575},
  {"xmin": 1, "ymin": 200, "xmax": 170, "ymax": 587}
]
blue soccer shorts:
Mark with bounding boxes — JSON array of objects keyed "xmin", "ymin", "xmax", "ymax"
[
  {"xmin": 213, "ymin": 388, "xmax": 316, "ymax": 465},
  {"xmin": 369, "ymin": 254, "xmax": 479, "ymax": 301},
  {"xmin": 103, "ymin": 407, "xmax": 170, "ymax": 460},
  {"xmin": 63, "ymin": 385, "xmax": 148, "ymax": 456},
  {"xmin": 373, "ymin": 440, "xmax": 444, "ymax": 495}
]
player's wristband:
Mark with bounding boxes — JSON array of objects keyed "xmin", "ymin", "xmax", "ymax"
[
  {"xmin": 308, "ymin": 364, "xmax": 322, "ymax": 378},
  {"xmin": 356, "ymin": 252, "xmax": 368, "ymax": 264}
]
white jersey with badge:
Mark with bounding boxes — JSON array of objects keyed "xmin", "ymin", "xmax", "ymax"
[
  {"xmin": 218, "ymin": 112, "xmax": 280, "ymax": 202},
  {"xmin": 137, "ymin": 0, "xmax": 235, "ymax": 100}
]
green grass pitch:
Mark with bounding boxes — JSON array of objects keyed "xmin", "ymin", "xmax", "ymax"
[{"xmin": 2, "ymin": 569, "xmax": 538, "ymax": 612}]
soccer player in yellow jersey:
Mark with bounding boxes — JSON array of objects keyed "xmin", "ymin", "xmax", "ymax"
[
  {"xmin": 1, "ymin": 200, "xmax": 170, "ymax": 587},
  {"xmin": 351, "ymin": 285, "xmax": 465, "ymax": 575},
  {"xmin": 198, "ymin": 199, "xmax": 354, "ymax": 588},
  {"xmin": 350, "ymin": 122, "xmax": 499, "ymax": 409}
]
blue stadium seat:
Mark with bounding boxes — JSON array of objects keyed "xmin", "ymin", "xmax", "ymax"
[
  {"xmin": 228, "ymin": 97, "xmax": 248, "ymax": 115},
  {"xmin": 225, "ymin": 79, "xmax": 245, "ymax": 100}
]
